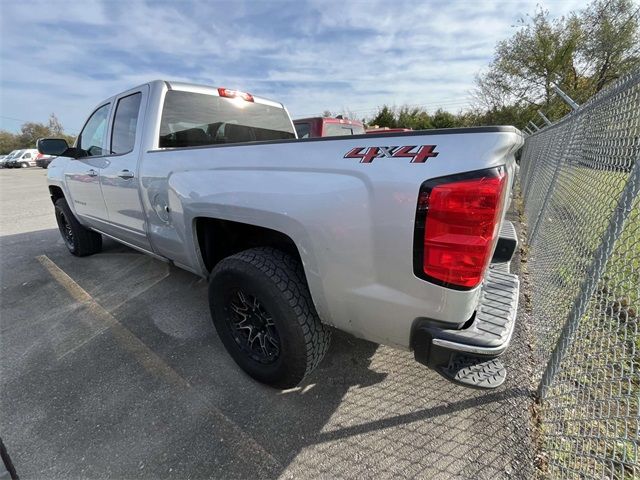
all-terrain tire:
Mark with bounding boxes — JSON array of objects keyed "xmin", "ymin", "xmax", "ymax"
[
  {"xmin": 54, "ymin": 197, "xmax": 102, "ymax": 256},
  {"xmin": 209, "ymin": 247, "xmax": 331, "ymax": 388}
]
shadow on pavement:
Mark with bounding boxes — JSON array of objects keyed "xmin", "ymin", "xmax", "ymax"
[{"xmin": 0, "ymin": 228, "xmax": 535, "ymax": 479}]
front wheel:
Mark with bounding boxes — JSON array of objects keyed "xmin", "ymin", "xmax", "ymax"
[
  {"xmin": 54, "ymin": 197, "xmax": 102, "ymax": 256},
  {"xmin": 20, "ymin": 162, "xmax": 29, "ymax": 168},
  {"xmin": 209, "ymin": 247, "xmax": 331, "ymax": 388}
]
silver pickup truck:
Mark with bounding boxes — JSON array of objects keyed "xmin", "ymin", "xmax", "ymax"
[{"xmin": 39, "ymin": 80, "xmax": 523, "ymax": 389}]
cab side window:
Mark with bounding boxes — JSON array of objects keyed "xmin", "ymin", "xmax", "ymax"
[
  {"xmin": 79, "ymin": 104, "xmax": 110, "ymax": 156},
  {"xmin": 111, "ymin": 93, "xmax": 142, "ymax": 155}
]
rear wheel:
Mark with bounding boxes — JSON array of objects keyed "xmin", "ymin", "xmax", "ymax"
[
  {"xmin": 209, "ymin": 247, "xmax": 331, "ymax": 388},
  {"xmin": 54, "ymin": 197, "xmax": 102, "ymax": 256}
]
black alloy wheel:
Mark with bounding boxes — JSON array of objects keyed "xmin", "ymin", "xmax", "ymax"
[
  {"xmin": 208, "ymin": 247, "xmax": 331, "ymax": 388},
  {"xmin": 53, "ymin": 197, "xmax": 102, "ymax": 256},
  {"xmin": 55, "ymin": 208, "xmax": 75, "ymax": 250},
  {"xmin": 225, "ymin": 289, "xmax": 281, "ymax": 364}
]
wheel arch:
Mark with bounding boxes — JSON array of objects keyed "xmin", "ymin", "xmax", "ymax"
[
  {"xmin": 195, "ymin": 217, "xmax": 303, "ymax": 274},
  {"xmin": 49, "ymin": 185, "xmax": 65, "ymax": 204},
  {"xmin": 194, "ymin": 216, "xmax": 335, "ymax": 324}
]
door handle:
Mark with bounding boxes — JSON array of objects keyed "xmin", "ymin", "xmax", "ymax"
[
  {"xmin": 118, "ymin": 169, "xmax": 134, "ymax": 179},
  {"xmin": 87, "ymin": 169, "xmax": 98, "ymax": 177}
]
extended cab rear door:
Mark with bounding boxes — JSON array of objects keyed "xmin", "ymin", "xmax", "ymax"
[{"xmin": 98, "ymin": 85, "xmax": 152, "ymax": 251}]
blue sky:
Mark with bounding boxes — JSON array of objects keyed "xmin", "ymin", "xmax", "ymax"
[{"xmin": 1, "ymin": 0, "xmax": 585, "ymax": 134}]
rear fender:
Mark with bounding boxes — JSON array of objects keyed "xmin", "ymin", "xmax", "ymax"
[{"xmin": 167, "ymin": 169, "xmax": 373, "ymax": 328}]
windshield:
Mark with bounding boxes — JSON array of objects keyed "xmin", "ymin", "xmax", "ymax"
[
  {"xmin": 7, "ymin": 150, "xmax": 24, "ymax": 159},
  {"xmin": 159, "ymin": 91, "xmax": 295, "ymax": 148},
  {"xmin": 323, "ymin": 123, "xmax": 365, "ymax": 137}
]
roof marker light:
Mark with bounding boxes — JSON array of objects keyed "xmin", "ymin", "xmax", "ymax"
[{"xmin": 217, "ymin": 88, "xmax": 254, "ymax": 102}]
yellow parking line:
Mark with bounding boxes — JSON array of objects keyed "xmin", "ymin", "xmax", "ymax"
[
  {"xmin": 37, "ymin": 254, "xmax": 188, "ymax": 388},
  {"xmin": 36, "ymin": 254, "xmax": 283, "ymax": 470}
]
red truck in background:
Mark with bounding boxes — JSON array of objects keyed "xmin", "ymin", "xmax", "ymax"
[
  {"xmin": 293, "ymin": 116, "xmax": 365, "ymax": 138},
  {"xmin": 366, "ymin": 127, "xmax": 413, "ymax": 134}
]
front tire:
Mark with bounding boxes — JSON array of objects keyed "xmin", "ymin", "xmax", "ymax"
[
  {"xmin": 209, "ymin": 247, "xmax": 331, "ymax": 388},
  {"xmin": 54, "ymin": 197, "xmax": 102, "ymax": 256},
  {"xmin": 20, "ymin": 162, "xmax": 29, "ymax": 168}
]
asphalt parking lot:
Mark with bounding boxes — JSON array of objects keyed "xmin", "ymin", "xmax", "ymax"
[{"xmin": 1, "ymin": 168, "xmax": 537, "ymax": 479}]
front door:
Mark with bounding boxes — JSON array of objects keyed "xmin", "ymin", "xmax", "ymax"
[
  {"xmin": 64, "ymin": 103, "xmax": 110, "ymax": 229},
  {"xmin": 99, "ymin": 87, "xmax": 152, "ymax": 251}
]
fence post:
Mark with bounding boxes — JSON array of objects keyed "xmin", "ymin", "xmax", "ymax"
[
  {"xmin": 538, "ymin": 155, "xmax": 640, "ymax": 397},
  {"xmin": 538, "ymin": 110, "xmax": 552, "ymax": 126},
  {"xmin": 552, "ymin": 84, "xmax": 580, "ymax": 110}
]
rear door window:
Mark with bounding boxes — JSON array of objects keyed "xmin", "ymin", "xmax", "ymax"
[{"xmin": 111, "ymin": 92, "xmax": 142, "ymax": 155}]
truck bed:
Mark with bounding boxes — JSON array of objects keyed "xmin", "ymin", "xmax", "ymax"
[{"xmin": 139, "ymin": 126, "xmax": 523, "ymax": 348}]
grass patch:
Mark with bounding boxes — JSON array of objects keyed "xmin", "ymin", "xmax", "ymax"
[{"xmin": 525, "ymin": 164, "xmax": 639, "ymax": 479}]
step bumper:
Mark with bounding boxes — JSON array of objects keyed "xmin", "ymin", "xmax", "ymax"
[
  {"xmin": 413, "ymin": 265, "xmax": 520, "ymax": 367},
  {"xmin": 411, "ymin": 220, "xmax": 520, "ymax": 388},
  {"xmin": 492, "ymin": 220, "xmax": 518, "ymax": 264}
]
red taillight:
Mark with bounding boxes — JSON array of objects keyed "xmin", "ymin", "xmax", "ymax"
[
  {"xmin": 414, "ymin": 167, "xmax": 508, "ymax": 289},
  {"xmin": 217, "ymin": 87, "xmax": 254, "ymax": 102}
]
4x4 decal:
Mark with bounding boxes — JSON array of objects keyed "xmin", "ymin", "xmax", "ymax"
[{"xmin": 344, "ymin": 145, "xmax": 439, "ymax": 164}]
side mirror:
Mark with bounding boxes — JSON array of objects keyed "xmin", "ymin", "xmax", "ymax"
[
  {"xmin": 37, "ymin": 138, "xmax": 86, "ymax": 159},
  {"xmin": 37, "ymin": 138, "xmax": 69, "ymax": 155}
]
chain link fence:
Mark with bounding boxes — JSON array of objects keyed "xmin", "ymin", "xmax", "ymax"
[{"xmin": 519, "ymin": 70, "xmax": 640, "ymax": 479}]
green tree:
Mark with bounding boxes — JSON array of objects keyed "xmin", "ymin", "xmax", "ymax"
[
  {"xmin": 397, "ymin": 106, "xmax": 433, "ymax": 130},
  {"xmin": 0, "ymin": 114, "xmax": 75, "ymax": 154},
  {"xmin": 455, "ymin": 109, "xmax": 485, "ymax": 128},
  {"xmin": 19, "ymin": 122, "xmax": 53, "ymax": 148},
  {"xmin": 489, "ymin": 8, "xmax": 581, "ymax": 108},
  {"xmin": 431, "ymin": 109, "xmax": 457, "ymax": 129},
  {"xmin": 0, "ymin": 131, "xmax": 20, "ymax": 154},
  {"xmin": 473, "ymin": 0, "xmax": 639, "ymax": 127},
  {"xmin": 578, "ymin": 0, "xmax": 640, "ymax": 92},
  {"xmin": 370, "ymin": 105, "xmax": 397, "ymax": 128}
]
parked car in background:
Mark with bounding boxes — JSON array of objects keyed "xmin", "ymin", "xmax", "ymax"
[
  {"xmin": 39, "ymin": 80, "xmax": 522, "ymax": 390},
  {"xmin": 294, "ymin": 116, "xmax": 365, "ymax": 138},
  {"xmin": 35, "ymin": 152, "xmax": 55, "ymax": 168},
  {"xmin": 5, "ymin": 149, "xmax": 39, "ymax": 168},
  {"xmin": 0, "ymin": 149, "xmax": 23, "ymax": 168},
  {"xmin": 366, "ymin": 127, "xmax": 413, "ymax": 134}
]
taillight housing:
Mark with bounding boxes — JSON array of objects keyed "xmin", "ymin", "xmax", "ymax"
[{"xmin": 413, "ymin": 166, "xmax": 508, "ymax": 290}]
